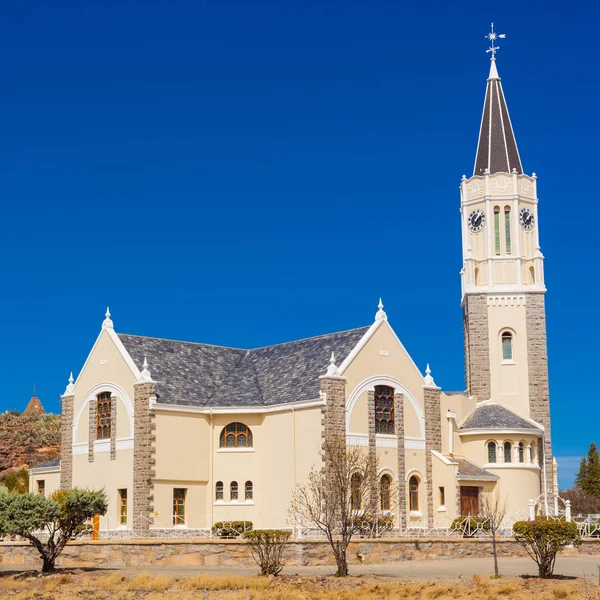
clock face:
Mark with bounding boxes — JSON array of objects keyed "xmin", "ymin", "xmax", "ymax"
[
  {"xmin": 468, "ymin": 209, "xmax": 486, "ymax": 233},
  {"xmin": 519, "ymin": 207, "xmax": 535, "ymax": 231}
]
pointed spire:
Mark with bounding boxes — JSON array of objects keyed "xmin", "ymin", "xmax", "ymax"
[
  {"xmin": 423, "ymin": 363, "xmax": 437, "ymax": 388},
  {"xmin": 140, "ymin": 356, "xmax": 153, "ymax": 382},
  {"xmin": 102, "ymin": 306, "xmax": 113, "ymax": 330},
  {"xmin": 375, "ymin": 298, "xmax": 387, "ymax": 322},
  {"xmin": 64, "ymin": 372, "xmax": 75, "ymax": 395},
  {"xmin": 474, "ymin": 26, "xmax": 522, "ymax": 176}
]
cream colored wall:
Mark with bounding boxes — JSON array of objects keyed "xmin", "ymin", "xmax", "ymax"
[
  {"xmin": 432, "ymin": 455, "xmax": 458, "ymax": 523},
  {"xmin": 440, "ymin": 393, "xmax": 474, "ymax": 455},
  {"xmin": 345, "ymin": 321, "xmax": 424, "ymax": 440},
  {"xmin": 69, "ymin": 329, "xmax": 139, "ymax": 531},
  {"xmin": 487, "ymin": 304, "xmax": 531, "ymax": 418},
  {"xmin": 29, "ymin": 471, "xmax": 61, "ymax": 497},
  {"xmin": 73, "ymin": 450, "xmax": 133, "ymax": 530},
  {"xmin": 151, "ymin": 405, "xmax": 323, "ymax": 530}
]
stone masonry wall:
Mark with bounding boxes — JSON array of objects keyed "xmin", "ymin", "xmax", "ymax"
[
  {"xmin": 394, "ymin": 392, "xmax": 406, "ymax": 530},
  {"xmin": 424, "ymin": 387, "xmax": 442, "ymax": 527},
  {"xmin": 133, "ymin": 382, "xmax": 157, "ymax": 535},
  {"xmin": 319, "ymin": 376, "xmax": 346, "ymax": 446},
  {"xmin": 59, "ymin": 395, "xmax": 74, "ymax": 491},
  {"xmin": 2, "ymin": 538, "xmax": 597, "ymax": 569},
  {"xmin": 525, "ymin": 293, "xmax": 554, "ymax": 492},
  {"xmin": 463, "ymin": 294, "xmax": 491, "ymax": 401}
]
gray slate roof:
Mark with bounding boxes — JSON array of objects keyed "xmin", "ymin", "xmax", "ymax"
[
  {"xmin": 474, "ymin": 63, "xmax": 522, "ymax": 175},
  {"xmin": 460, "ymin": 403, "xmax": 541, "ymax": 431},
  {"xmin": 455, "ymin": 457, "xmax": 497, "ymax": 481},
  {"xmin": 30, "ymin": 457, "xmax": 61, "ymax": 471},
  {"xmin": 118, "ymin": 327, "xmax": 370, "ymax": 408}
]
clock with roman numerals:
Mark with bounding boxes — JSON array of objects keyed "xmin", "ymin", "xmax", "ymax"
[
  {"xmin": 468, "ymin": 209, "xmax": 486, "ymax": 233},
  {"xmin": 519, "ymin": 207, "xmax": 535, "ymax": 231}
]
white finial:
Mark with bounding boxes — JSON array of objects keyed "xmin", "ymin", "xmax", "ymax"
[
  {"xmin": 140, "ymin": 356, "xmax": 153, "ymax": 382},
  {"xmin": 461, "ymin": 174, "xmax": 467, "ymax": 181},
  {"xmin": 325, "ymin": 352, "xmax": 339, "ymax": 377},
  {"xmin": 375, "ymin": 298, "xmax": 387, "ymax": 322},
  {"xmin": 64, "ymin": 372, "xmax": 75, "ymax": 395},
  {"xmin": 102, "ymin": 306, "xmax": 114, "ymax": 330},
  {"xmin": 424, "ymin": 363, "xmax": 437, "ymax": 388}
]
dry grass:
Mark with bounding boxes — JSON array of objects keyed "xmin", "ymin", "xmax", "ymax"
[{"xmin": 0, "ymin": 570, "xmax": 596, "ymax": 599}]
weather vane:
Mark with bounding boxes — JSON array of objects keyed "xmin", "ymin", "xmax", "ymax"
[{"xmin": 485, "ymin": 22, "xmax": 506, "ymax": 59}]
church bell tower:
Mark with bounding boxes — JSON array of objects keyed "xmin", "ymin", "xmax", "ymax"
[{"xmin": 460, "ymin": 28, "xmax": 554, "ymax": 493}]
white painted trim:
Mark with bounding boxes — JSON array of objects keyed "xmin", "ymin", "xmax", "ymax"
[
  {"xmin": 459, "ymin": 428, "xmax": 542, "ymax": 437},
  {"xmin": 337, "ymin": 320, "xmax": 383, "ymax": 375},
  {"xmin": 72, "ymin": 382, "xmax": 134, "ymax": 444},
  {"xmin": 216, "ymin": 448, "xmax": 255, "ymax": 454},
  {"xmin": 150, "ymin": 398, "xmax": 324, "ymax": 415},
  {"xmin": 405, "ymin": 439, "xmax": 426, "ymax": 450},
  {"xmin": 346, "ymin": 433, "xmax": 425, "ymax": 450},
  {"xmin": 28, "ymin": 466, "xmax": 61, "ymax": 475},
  {"xmin": 72, "ymin": 437, "xmax": 134, "ymax": 456},
  {"xmin": 345, "ymin": 374, "xmax": 425, "ymax": 439},
  {"xmin": 213, "ymin": 501, "xmax": 255, "ymax": 506},
  {"xmin": 483, "ymin": 463, "xmax": 540, "ymax": 470},
  {"xmin": 377, "ymin": 467, "xmax": 396, "ymax": 479},
  {"xmin": 405, "ymin": 468, "xmax": 423, "ymax": 482},
  {"xmin": 431, "ymin": 450, "xmax": 458, "ymax": 466}
]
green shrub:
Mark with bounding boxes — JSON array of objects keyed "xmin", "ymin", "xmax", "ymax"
[
  {"xmin": 212, "ymin": 521, "xmax": 253, "ymax": 538},
  {"xmin": 513, "ymin": 518, "xmax": 581, "ymax": 578},
  {"xmin": 243, "ymin": 529, "xmax": 292, "ymax": 576}
]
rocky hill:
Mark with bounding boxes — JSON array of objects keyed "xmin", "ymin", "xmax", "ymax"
[{"xmin": 0, "ymin": 396, "xmax": 61, "ymax": 482}]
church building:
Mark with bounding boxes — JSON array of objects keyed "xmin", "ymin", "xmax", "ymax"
[{"xmin": 31, "ymin": 50, "xmax": 555, "ymax": 536}]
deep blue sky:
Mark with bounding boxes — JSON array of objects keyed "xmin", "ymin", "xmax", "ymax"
[{"xmin": 1, "ymin": 1, "xmax": 598, "ymax": 488}]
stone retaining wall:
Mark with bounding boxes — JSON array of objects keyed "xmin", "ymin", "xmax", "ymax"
[{"xmin": 1, "ymin": 539, "xmax": 599, "ymax": 569}]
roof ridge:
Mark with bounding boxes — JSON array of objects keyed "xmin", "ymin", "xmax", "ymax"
[
  {"xmin": 117, "ymin": 326, "xmax": 370, "ymax": 353},
  {"xmin": 250, "ymin": 326, "xmax": 370, "ymax": 351}
]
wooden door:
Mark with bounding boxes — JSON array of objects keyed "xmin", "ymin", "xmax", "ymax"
[
  {"xmin": 460, "ymin": 486, "xmax": 479, "ymax": 516},
  {"xmin": 92, "ymin": 514, "xmax": 100, "ymax": 540}
]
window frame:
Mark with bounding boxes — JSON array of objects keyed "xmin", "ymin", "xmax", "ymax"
[
  {"xmin": 219, "ymin": 423, "xmax": 253, "ymax": 448},
  {"xmin": 96, "ymin": 392, "xmax": 112, "ymax": 440},
  {"xmin": 504, "ymin": 206, "xmax": 512, "ymax": 254},
  {"xmin": 518, "ymin": 442, "xmax": 525, "ymax": 464},
  {"xmin": 380, "ymin": 474, "xmax": 391, "ymax": 511},
  {"xmin": 494, "ymin": 207, "xmax": 501, "ymax": 255},
  {"xmin": 215, "ymin": 481, "xmax": 224, "ymax": 501},
  {"xmin": 501, "ymin": 331, "xmax": 514, "ymax": 362},
  {"xmin": 487, "ymin": 441, "xmax": 497, "ymax": 464},
  {"xmin": 37, "ymin": 480, "xmax": 45, "ymax": 495},
  {"xmin": 245, "ymin": 481, "xmax": 253, "ymax": 501},
  {"xmin": 409, "ymin": 476, "xmax": 419, "ymax": 512},
  {"xmin": 173, "ymin": 488, "xmax": 186, "ymax": 526},
  {"xmin": 374, "ymin": 385, "xmax": 395, "ymax": 435},
  {"xmin": 118, "ymin": 489, "xmax": 127, "ymax": 526},
  {"xmin": 231, "ymin": 481, "xmax": 239, "ymax": 501},
  {"xmin": 351, "ymin": 473, "xmax": 362, "ymax": 510},
  {"xmin": 504, "ymin": 441, "xmax": 512, "ymax": 463},
  {"xmin": 439, "ymin": 486, "xmax": 445, "ymax": 507}
]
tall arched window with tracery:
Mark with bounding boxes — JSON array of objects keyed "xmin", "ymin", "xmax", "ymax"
[
  {"xmin": 219, "ymin": 423, "xmax": 253, "ymax": 448},
  {"xmin": 96, "ymin": 392, "xmax": 111, "ymax": 440},
  {"xmin": 504, "ymin": 441, "xmax": 512, "ymax": 463},
  {"xmin": 374, "ymin": 385, "xmax": 395, "ymax": 434},
  {"xmin": 380, "ymin": 474, "xmax": 392, "ymax": 511},
  {"xmin": 487, "ymin": 441, "xmax": 497, "ymax": 463},
  {"xmin": 504, "ymin": 206, "xmax": 512, "ymax": 254}
]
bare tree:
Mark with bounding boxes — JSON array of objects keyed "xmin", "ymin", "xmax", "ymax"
[
  {"xmin": 481, "ymin": 492, "xmax": 508, "ymax": 577},
  {"xmin": 290, "ymin": 438, "xmax": 392, "ymax": 576}
]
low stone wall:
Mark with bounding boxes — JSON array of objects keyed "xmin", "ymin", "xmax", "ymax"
[{"xmin": 1, "ymin": 539, "xmax": 598, "ymax": 570}]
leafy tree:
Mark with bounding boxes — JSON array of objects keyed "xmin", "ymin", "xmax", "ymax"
[
  {"xmin": 0, "ymin": 488, "xmax": 108, "ymax": 572},
  {"xmin": 243, "ymin": 529, "xmax": 292, "ymax": 576},
  {"xmin": 290, "ymin": 438, "xmax": 390, "ymax": 576},
  {"xmin": 513, "ymin": 518, "xmax": 581, "ymax": 578},
  {"xmin": 5, "ymin": 468, "xmax": 29, "ymax": 494},
  {"xmin": 575, "ymin": 443, "xmax": 600, "ymax": 499}
]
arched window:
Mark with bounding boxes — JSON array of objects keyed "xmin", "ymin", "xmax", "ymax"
[
  {"xmin": 494, "ymin": 207, "xmax": 501, "ymax": 255},
  {"xmin": 487, "ymin": 441, "xmax": 497, "ymax": 463},
  {"xmin": 245, "ymin": 481, "xmax": 253, "ymax": 501},
  {"xmin": 504, "ymin": 441, "xmax": 512, "ymax": 463},
  {"xmin": 96, "ymin": 392, "xmax": 111, "ymax": 440},
  {"xmin": 409, "ymin": 476, "xmax": 419, "ymax": 512},
  {"xmin": 374, "ymin": 385, "xmax": 395, "ymax": 434},
  {"xmin": 351, "ymin": 473, "xmax": 362, "ymax": 510},
  {"xmin": 518, "ymin": 442, "xmax": 525, "ymax": 463},
  {"xmin": 504, "ymin": 207, "xmax": 512, "ymax": 254},
  {"xmin": 215, "ymin": 481, "xmax": 223, "ymax": 501},
  {"xmin": 230, "ymin": 481, "xmax": 238, "ymax": 501},
  {"xmin": 502, "ymin": 332, "xmax": 513, "ymax": 361},
  {"xmin": 219, "ymin": 423, "xmax": 253, "ymax": 448},
  {"xmin": 380, "ymin": 475, "xmax": 392, "ymax": 511}
]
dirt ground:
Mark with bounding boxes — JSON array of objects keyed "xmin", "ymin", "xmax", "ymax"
[{"xmin": 2, "ymin": 558, "xmax": 600, "ymax": 600}]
